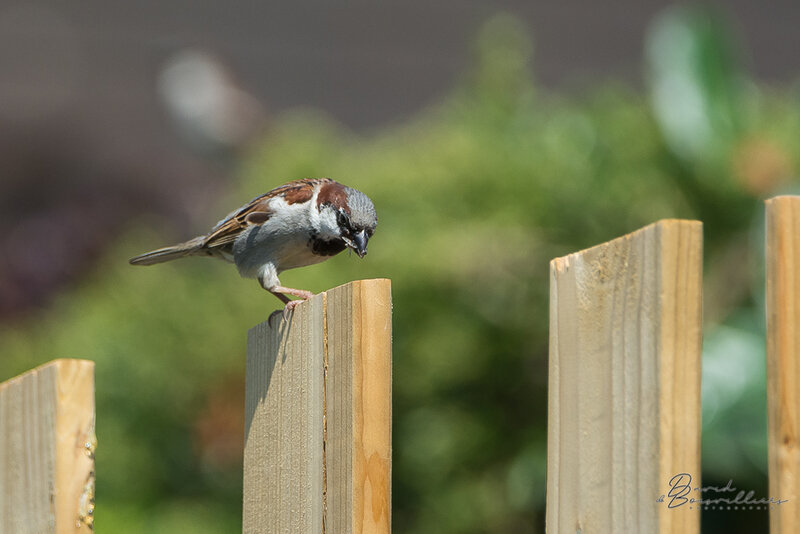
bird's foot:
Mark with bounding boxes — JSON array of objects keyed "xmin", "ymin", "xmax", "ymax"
[
  {"xmin": 267, "ymin": 285, "xmax": 316, "ymax": 321},
  {"xmin": 282, "ymin": 298, "xmax": 305, "ymax": 320},
  {"xmin": 267, "ymin": 300, "xmax": 306, "ymax": 324},
  {"xmin": 276, "ymin": 286, "xmax": 315, "ymax": 301}
]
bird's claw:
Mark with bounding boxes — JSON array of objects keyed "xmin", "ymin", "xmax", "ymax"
[{"xmin": 281, "ymin": 298, "xmax": 306, "ymax": 320}]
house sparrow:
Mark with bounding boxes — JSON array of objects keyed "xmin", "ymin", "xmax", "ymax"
[{"xmin": 130, "ymin": 178, "xmax": 377, "ymax": 312}]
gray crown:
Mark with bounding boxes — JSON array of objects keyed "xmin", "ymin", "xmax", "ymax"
[{"xmin": 345, "ymin": 187, "xmax": 378, "ymax": 231}]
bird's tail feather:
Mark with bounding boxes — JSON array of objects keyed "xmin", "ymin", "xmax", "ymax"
[{"xmin": 129, "ymin": 236, "xmax": 206, "ymax": 266}]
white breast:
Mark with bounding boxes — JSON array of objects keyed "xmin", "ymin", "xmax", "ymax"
[{"xmin": 231, "ymin": 192, "xmax": 340, "ymax": 281}]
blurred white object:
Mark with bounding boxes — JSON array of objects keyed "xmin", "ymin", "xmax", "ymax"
[{"xmin": 158, "ymin": 49, "xmax": 266, "ymax": 154}]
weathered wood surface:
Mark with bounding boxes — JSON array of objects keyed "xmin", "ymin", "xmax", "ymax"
[
  {"xmin": 547, "ymin": 220, "xmax": 702, "ymax": 534},
  {"xmin": 244, "ymin": 279, "xmax": 392, "ymax": 534},
  {"xmin": 0, "ymin": 359, "xmax": 96, "ymax": 533}
]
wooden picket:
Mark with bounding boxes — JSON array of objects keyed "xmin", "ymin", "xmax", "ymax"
[
  {"xmin": 243, "ymin": 279, "xmax": 392, "ymax": 534},
  {"xmin": 547, "ymin": 219, "xmax": 702, "ymax": 534},
  {"xmin": 0, "ymin": 359, "xmax": 95, "ymax": 533},
  {"xmin": 766, "ymin": 196, "xmax": 800, "ymax": 534}
]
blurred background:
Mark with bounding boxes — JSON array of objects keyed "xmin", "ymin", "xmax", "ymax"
[{"xmin": 1, "ymin": 1, "xmax": 798, "ymax": 532}]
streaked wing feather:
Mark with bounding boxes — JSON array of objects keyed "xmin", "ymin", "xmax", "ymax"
[{"xmin": 202, "ymin": 178, "xmax": 331, "ymax": 249}]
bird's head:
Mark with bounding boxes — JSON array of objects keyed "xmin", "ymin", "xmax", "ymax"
[
  {"xmin": 316, "ymin": 182, "xmax": 377, "ymax": 258},
  {"xmin": 337, "ymin": 187, "xmax": 377, "ymax": 258}
]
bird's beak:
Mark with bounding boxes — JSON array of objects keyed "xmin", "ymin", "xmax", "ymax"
[{"xmin": 350, "ymin": 229, "xmax": 369, "ymax": 258}]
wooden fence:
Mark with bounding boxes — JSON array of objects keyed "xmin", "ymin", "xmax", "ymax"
[
  {"xmin": 546, "ymin": 195, "xmax": 800, "ymax": 533},
  {"xmin": 243, "ymin": 278, "xmax": 392, "ymax": 534},
  {"xmin": 0, "ymin": 359, "xmax": 95, "ymax": 533},
  {"xmin": 3, "ymin": 197, "xmax": 800, "ymax": 533},
  {"xmin": 547, "ymin": 219, "xmax": 702, "ymax": 533}
]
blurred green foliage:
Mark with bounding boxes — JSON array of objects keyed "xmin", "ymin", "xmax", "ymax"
[{"xmin": 1, "ymin": 9, "xmax": 799, "ymax": 533}]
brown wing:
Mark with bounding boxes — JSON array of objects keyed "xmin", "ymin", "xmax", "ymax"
[{"xmin": 202, "ymin": 178, "xmax": 333, "ymax": 249}]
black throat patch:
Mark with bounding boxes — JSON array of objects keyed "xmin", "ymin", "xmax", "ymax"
[{"xmin": 310, "ymin": 236, "xmax": 347, "ymax": 256}]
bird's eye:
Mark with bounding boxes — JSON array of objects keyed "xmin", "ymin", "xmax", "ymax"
[{"xmin": 337, "ymin": 210, "xmax": 351, "ymax": 230}]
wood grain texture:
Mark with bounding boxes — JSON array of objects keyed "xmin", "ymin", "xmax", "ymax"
[
  {"xmin": 766, "ymin": 196, "xmax": 800, "ymax": 533},
  {"xmin": 244, "ymin": 279, "xmax": 392, "ymax": 534},
  {"xmin": 0, "ymin": 359, "xmax": 96, "ymax": 533},
  {"xmin": 244, "ymin": 294, "xmax": 325, "ymax": 534},
  {"xmin": 326, "ymin": 280, "xmax": 392, "ymax": 534},
  {"xmin": 547, "ymin": 220, "xmax": 702, "ymax": 534}
]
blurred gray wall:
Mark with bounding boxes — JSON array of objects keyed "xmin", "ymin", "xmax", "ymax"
[{"xmin": 0, "ymin": 1, "xmax": 797, "ymax": 131}]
